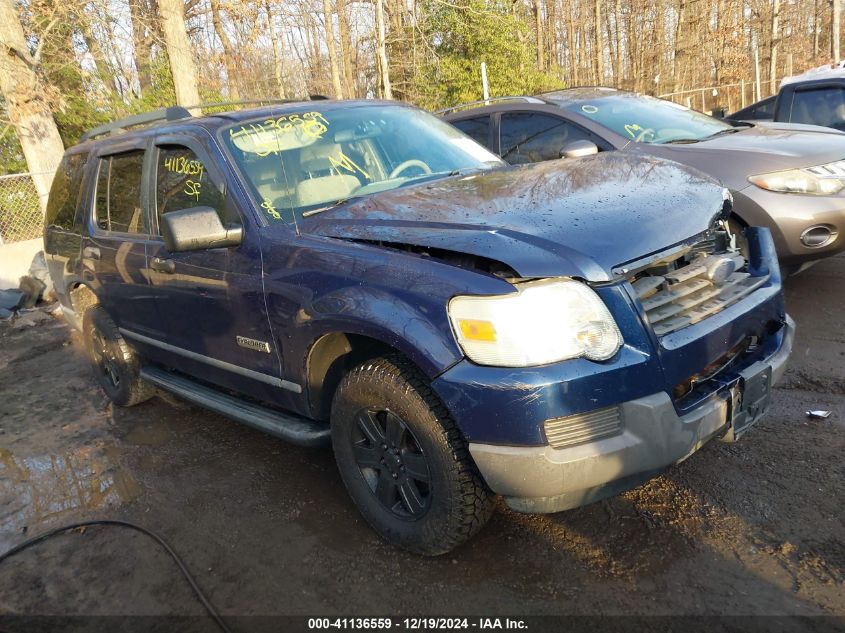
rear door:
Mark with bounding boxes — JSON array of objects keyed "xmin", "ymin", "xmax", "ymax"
[
  {"xmin": 82, "ymin": 141, "xmax": 162, "ymax": 337},
  {"xmin": 142, "ymin": 134, "xmax": 284, "ymax": 399}
]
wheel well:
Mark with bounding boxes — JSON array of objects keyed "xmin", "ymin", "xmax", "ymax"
[
  {"xmin": 69, "ymin": 283, "xmax": 99, "ymax": 314},
  {"xmin": 729, "ymin": 213, "xmax": 749, "ymax": 228},
  {"xmin": 306, "ymin": 333, "xmax": 405, "ymax": 420}
]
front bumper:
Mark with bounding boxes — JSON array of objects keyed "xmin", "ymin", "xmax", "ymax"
[{"xmin": 468, "ymin": 315, "xmax": 795, "ymax": 514}]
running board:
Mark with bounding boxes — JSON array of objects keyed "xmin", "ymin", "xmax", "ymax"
[{"xmin": 140, "ymin": 366, "xmax": 330, "ymax": 448}]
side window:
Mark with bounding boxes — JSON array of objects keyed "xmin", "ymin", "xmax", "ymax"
[
  {"xmin": 756, "ymin": 98, "xmax": 775, "ymax": 118},
  {"xmin": 499, "ymin": 113, "xmax": 594, "ymax": 165},
  {"xmin": 452, "ymin": 116, "xmax": 491, "ymax": 149},
  {"xmin": 788, "ymin": 87, "xmax": 845, "ymax": 127},
  {"xmin": 45, "ymin": 153, "xmax": 88, "ymax": 230},
  {"xmin": 95, "ymin": 151, "xmax": 147, "ymax": 234},
  {"xmin": 155, "ymin": 145, "xmax": 225, "ymax": 231}
]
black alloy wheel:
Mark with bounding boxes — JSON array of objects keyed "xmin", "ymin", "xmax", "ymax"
[{"xmin": 351, "ymin": 408, "xmax": 431, "ymax": 519}]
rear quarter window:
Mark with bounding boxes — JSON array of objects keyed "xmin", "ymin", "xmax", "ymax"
[{"xmin": 45, "ymin": 153, "xmax": 88, "ymax": 231}]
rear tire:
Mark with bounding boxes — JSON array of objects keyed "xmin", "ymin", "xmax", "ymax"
[
  {"xmin": 331, "ymin": 355, "xmax": 494, "ymax": 556},
  {"xmin": 83, "ymin": 306, "xmax": 154, "ymax": 407}
]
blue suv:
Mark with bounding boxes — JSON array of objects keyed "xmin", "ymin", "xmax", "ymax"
[{"xmin": 44, "ymin": 100, "xmax": 794, "ymax": 555}]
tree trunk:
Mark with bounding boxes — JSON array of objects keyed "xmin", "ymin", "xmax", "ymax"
[
  {"xmin": 533, "ymin": 0, "xmax": 544, "ymax": 70},
  {"xmin": 605, "ymin": 5, "xmax": 616, "ymax": 85},
  {"xmin": 129, "ymin": 0, "xmax": 152, "ymax": 94},
  {"xmin": 594, "ymin": 0, "xmax": 604, "ymax": 83},
  {"xmin": 770, "ymin": 0, "xmax": 779, "ymax": 94},
  {"xmin": 337, "ymin": 0, "xmax": 355, "ymax": 98},
  {"xmin": 567, "ymin": 3, "xmax": 578, "ymax": 85},
  {"xmin": 613, "ymin": 0, "xmax": 622, "ymax": 86},
  {"xmin": 672, "ymin": 0, "xmax": 686, "ymax": 92},
  {"xmin": 209, "ymin": 0, "xmax": 241, "ymax": 100},
  {"xmin": 158, "ymin": 0, "xmax": 201, "ymax": 111},
  {"xmin": 834, "ymin": 0, "xmax": 841, "ymax": 61},
  {"xmin": 264, "ymin": 0, "xmax": 286, "ymax": 99},
  {"xmin": 0, "ymin": 0, "xmax": 64, "ymax": 209},
  {"xmin": 322, "ymin": 0, "xmax": 344, "ymax": 98},
  {"xmin": 375, "ymin": 0, "xmax": 392, "ymax": 99}
]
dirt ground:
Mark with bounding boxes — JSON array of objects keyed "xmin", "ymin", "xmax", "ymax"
[{"xmin": 0, "ymin": 255, "xmax": 842, "ymax": 630}]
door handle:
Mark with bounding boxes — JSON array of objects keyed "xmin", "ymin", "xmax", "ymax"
[
  {"xmin": 150, "ymin": 256, "xmax": 175, "ymax": 274},
  {"xmin": 82, "ymin": 246, "xmax": 100, "ymax": 260}
]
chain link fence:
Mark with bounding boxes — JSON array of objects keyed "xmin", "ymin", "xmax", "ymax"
[
  {"xmin": 0, "ymin": 173, "xmax": 47, "ymax": 244},
  {"xmin": 659, "ymin": 80, "xmax": 777, "ymax": 116}
]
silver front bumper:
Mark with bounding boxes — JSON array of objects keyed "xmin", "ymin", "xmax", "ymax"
[{"xmin": 469, "ymin": 315, "xmax": 795, "ymax": 514}]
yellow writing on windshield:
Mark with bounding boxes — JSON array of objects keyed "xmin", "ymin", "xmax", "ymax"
[
  {"xmin": 229, "ymin": 112, "xmax": 330, "ymax": 157},
  {"xmin": 329, "ymin": 151, "xmax": 371, "ymax": 181},
  {"xmin": 624, "ymin": 123, "xmax": 646, "ymax": 139},
  {"xmin": 261, "ymin": 199, "xmax": 282, "ymax": 221}
]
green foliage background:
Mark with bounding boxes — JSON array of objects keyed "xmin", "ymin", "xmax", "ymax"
[{"xmin": 413, "ymin": 0, "xmax": 560, "ymax": 109}]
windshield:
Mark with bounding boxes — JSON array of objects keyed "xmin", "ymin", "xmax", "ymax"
[
  {"xmin": 560, "ymin": 93, "xmax": 736, "ymax": 144},
  {"xmin": 224, "ymin": 105, "xmax": 503, "ymax": 223}
]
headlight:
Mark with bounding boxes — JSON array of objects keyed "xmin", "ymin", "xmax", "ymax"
[
  {"xmin": 448, "ymin": 278, "xmax": 623, "ymax": 367},
  {"xmin": 748, "ymin": 167, "xmax": 845, "ymax": 195}
]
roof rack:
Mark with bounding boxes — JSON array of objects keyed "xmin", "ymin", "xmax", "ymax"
[
  {"xmin": 80, "ymin": 96, "xmax": 331, "ymax": 142},
  {"xmin": 435, "ymin": 96, "xmax": 547, "ymax": 116},
  {"xmin": 80, "ymin": 106, "xmax": 192, "ymax": 142},
  {"xmin": 181, "ymin": 98, "xmax": 308, "ymax": 111}
]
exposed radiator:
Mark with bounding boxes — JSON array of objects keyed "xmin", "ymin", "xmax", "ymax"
[{"xmin": 629, "ymin": 234, "xmax": 769, "ymax": 337}]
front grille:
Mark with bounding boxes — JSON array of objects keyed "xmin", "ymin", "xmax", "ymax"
[
  {"xmin": 629, "ymin": 231, "xmax": 769, "ymax": 337},
  {"xmin": 544, "ymin": 406, "xmax": 622, "ymax": 449}
]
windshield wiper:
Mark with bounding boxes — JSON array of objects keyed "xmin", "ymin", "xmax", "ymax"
[
  {"xmin": 301, "ymin": 196, "xmax": 359, "ymax": 218},
  {"xmin": 662, "ymin": 127, "xmax": 743, "ymax": 145},
  {"xmin": 702, "ymin": 127, "xmax": 741, "ymax": 140}
]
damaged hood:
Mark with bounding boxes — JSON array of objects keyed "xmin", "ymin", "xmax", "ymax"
[{"xmin": 300, "ymin": 153, "xmax": 726, "ymax": 281}]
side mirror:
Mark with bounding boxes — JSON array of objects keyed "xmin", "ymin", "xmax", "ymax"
[
  {"xmin": 161, "ymin": 206, "xmax": 243, "ymax": 252},
  {"xmin": 560, "ymin": 140, "xmax": 599, "ymax": 159}
]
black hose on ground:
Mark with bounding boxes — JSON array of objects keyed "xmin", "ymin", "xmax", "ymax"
[{"xmin": 0, "ymin": 519, "xmax": 233, "ymax": 633}]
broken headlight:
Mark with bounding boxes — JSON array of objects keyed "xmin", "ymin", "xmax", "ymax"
[{"xmin": 448, "ymin": 278, "xmax": 623, "ymax": 367}]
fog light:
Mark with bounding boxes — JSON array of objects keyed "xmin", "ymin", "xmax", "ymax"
[{"xmin": 800, "ymin": 225, "xmax": 837, "ymax": 248}]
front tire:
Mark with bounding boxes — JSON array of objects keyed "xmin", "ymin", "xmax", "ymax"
[
  {"xmin": 83, "ymin": 306, "xmax": 154, "ymax": 407},
  {"xmin": 331, "ymin": 356, "xmax": 494, "ymax": 556}
]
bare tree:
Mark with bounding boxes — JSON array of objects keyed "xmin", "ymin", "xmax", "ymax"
[
  {"xmin": 210, "ymin": 0, "xmax": 242, "ymax": 100},
  {"xmin": 0, "ymin": 0, "xmax": 64, "ymax": 208},
  {"xmin": 770, "ymin": 0, "xmax": 780, "ymax": 93},
  {"xmin": 375, "ymin": 0, "xmax": 392, "ymax": 99},
  {"xmin": 322, "ymin": 0, "xmax": 344, "ymax": 98},
  {"xmin": 158, "ymin": 0, "xmax": 201, "ymax": 110}
]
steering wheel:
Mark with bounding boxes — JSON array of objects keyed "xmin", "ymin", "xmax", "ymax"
[
  {"xmin": 389, "ymin": 159, "xmax": 432, "ymax": 179},
  {"xmin": 634, "ymin": 128, "xmax": 655, "ymax": 142}
]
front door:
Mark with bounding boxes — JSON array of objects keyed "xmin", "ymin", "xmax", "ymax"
[{"xmin": 142, "ymin": 136, "xmax": 284, "ymax": 401}]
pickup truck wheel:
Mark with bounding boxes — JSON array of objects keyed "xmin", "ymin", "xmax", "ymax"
[
  {"xmin": 331, "ymin": 356, "xmax": 494, "ymax": 556},
  {"xmin": 83, "ymin": 306, "xmax": 154, "ymax": 407}
]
